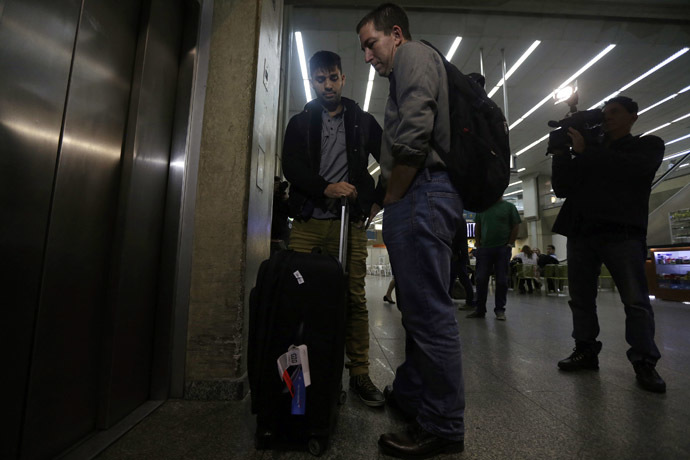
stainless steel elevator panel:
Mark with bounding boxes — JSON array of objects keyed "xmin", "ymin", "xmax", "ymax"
[
  {"xmin": 21, "ymin": 0, "xmax": 142, "ymax": 457},
  {"xmin": 0, "ymin": 1, "xmax": 81, "ymax": 457},
  {"xmin": 100, "ymin": 0, "xmax": 183, "ymax": 426}
]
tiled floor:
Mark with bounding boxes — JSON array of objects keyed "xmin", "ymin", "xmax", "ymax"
[{"xmin": 97, "ymin": 276, "xmax": 690, "ymax": 459}]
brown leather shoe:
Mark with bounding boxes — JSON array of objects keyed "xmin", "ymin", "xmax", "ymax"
[{"xmin": 378, "ymin": 422, "xmax": 464, "ymax": 459}]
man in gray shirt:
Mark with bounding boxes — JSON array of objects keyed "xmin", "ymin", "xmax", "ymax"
[
  {"xmin": 282, "ymin": 51, "xmax": 385, "ymax": 407},
  {"xmin": 358, "ymin": 3, "xmax": 465, "ymax": 458}
]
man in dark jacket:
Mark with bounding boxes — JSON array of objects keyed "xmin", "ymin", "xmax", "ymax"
[
  {"xmin": 551, "ymin": 95, "xmax": 666, "ymax": 393},
  {"xmin": 282, "ymin": 50, "xmax": 384, "ymax": 407}
]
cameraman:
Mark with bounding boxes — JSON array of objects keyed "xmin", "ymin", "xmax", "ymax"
[{"xmin": 551, "ymin": 96, "xmax": 666, "ymax": 393}]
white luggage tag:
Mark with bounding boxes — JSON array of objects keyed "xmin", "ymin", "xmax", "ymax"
[{"xmin": 277, "ymin": 345, "xmax": 311, "ymax": 415}]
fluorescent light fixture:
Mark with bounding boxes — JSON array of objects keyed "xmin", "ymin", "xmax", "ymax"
[
  {"xmin": 369, "ymin": 165, "xmax": 381, "ymax": 175},
  {"xmin": 517, "ymin": 167, "xmax": 526, "ymax": 172},
  {"xmin": 664, "ymin": 149, "xmax": 690, "ymax": 161},
  {"xmin": 510, "ymin": 44, "xmax": 616, "ymax": 130},
  {"xmin": 503, "ymin": 189, "xmax": 523, "ymax": 196},
  {"xmin": 363, "ymin": 66, "xmax": 376, "ymax": 112},
  {"xmin": 649, "ymin": 295, "xmax": 656, "ymax": 300},
  {"xmin": 295, "ymin": 31, "xmax": 313, "ymax": 103},
  {"xmin": 515, "ymin": 134, "xmax": 549, "ymax": 156},
  {"xmin": 445, "ymin": 36, "xmax": 462, "ymax": 61},
  {"xmin": 589, "ymin": 48, "xmax": 690, "ymax": 109},
  {"xmin": 666, "ymin": 133, "xmax": 690, "ymax": 146},
  {"xmin": 680, "ymin": 163, "xmax": 689, "ymax": 168},
  {"xmin": 375, "ymin": 223, "xmax": 383, "ymax": 230},
  {"xmin": 488, "ymin": 40, "xmax": 541, "ymax": 98},
  {"xmin": 643, "ymin": 113, "xmax": 690, "ymax": 136},
  {"xmin": 508, "ymin": 180, "xmax": 522, "ymax": 187},
  {"xmin": 638, "ymin": 84, "xmax": 690, "ymax": 115}
]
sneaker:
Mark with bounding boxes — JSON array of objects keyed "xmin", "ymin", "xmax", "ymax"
[
  {"xmin": 350, "ymin": 374, "xmax": 385, "ymax": 407},
  {"xmin": 495, "ymin": 312, "xmax": 506, "ymax": 321},
  {"xmin": 633, "ymin": 361, "xmax": 666, "ymax": 393},
  {"xmin": 465, "ymin": 311, "xmax": 485, "ymax": 319},
  {"xmin": 558, "ymin": 343, "xmax": 601, "ymax": 371}
]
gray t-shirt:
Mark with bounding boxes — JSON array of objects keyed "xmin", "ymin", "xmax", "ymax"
[{"xmin": 312, "ymin": 107, "xmax": 348, "ymax": 219}]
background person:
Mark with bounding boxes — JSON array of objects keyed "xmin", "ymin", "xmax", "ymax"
[
  {"xmin": 467, "ymin": 199, "xmax": 520, "ymax": 320},
  {"xmin": 551, "ymin": 95, "xmax": 666, "ymax": 393}
]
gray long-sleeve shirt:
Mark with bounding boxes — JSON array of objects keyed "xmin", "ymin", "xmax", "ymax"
[{"xmin": 381, "ymin": 41, "xmax": 450, "ymax": 187}]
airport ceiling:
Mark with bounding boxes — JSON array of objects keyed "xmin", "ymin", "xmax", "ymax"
[{"xmin": 283, "ymin": 1, "xmax": 690, "ymax": 194}]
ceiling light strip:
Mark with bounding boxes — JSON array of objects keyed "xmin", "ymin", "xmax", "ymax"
[
  {"xmin": 510, "ymin": 44, "xmax": 616, "ymax": 130},
  {"xmin": 664, "ymin": 149, "xmax": 690, "ymax": 161},
  {"xmin": 589, "ymin": 48, "xmax": 689, "ymax": 109},
  {"xmin": 643, "ymin": 113, "xmax": 690, "ymax": 136},
  {"xmin": 295, "ymin": 31, "xmax": 312, "ymax": 103},
  {"xmin": 666, "ymin": 133, "xmax": 690, "ymax": 146},
  {"xmin": 445, "ymin": 37, "xmax": 462, "ymax": 61},
  {"xmin": 363, "ymin": 66, "xmax": 376, "ymax": 112},
  {"xmin": 503, "ymin": 189, "xmax": 523, "ymax": 196},
  {"xmin": 487, "ymin": 40, "xmax": 541, "ymax": 98},
  {"xmin": 515, "ymin": 134, "xmax": 549, "ymax": 156},
  {"xmin": 508, "ymin": 180, "xmax": 523, "ymax": 187}
]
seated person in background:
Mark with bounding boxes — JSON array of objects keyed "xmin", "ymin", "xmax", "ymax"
[
  {"xmin": 513, "ymin": 245, "xmax": 538, "ymax": 294},
  {"xmin": 538, "ymin": 244, "xmax": 560, "ymax": 292}
]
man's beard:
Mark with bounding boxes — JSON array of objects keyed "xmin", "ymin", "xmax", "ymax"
[{"xmin": 320, "ymin": 93, "xmax": 340, "ymax": 111}]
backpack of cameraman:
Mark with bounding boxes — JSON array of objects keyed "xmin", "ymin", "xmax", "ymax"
[{"xmin": 421, "ymin": 40, "xmax": 511, "ymax": 213}]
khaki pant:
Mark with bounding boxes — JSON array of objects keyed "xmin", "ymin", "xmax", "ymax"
[{"xmin": 289, "ymin": 218, "xmax": 370, "ymax": 376}]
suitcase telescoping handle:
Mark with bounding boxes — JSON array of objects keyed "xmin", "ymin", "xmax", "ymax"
[{"xmin": 338, "ymin": 196, "xmax": 349, "ymax": 271}]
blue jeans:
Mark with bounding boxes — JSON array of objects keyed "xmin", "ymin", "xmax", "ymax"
[
  {"xmin": 450, "ymin": 257, "xmax": 474, "ymax": 305},
  {"xmin": 382, "ymin": 169, "xmax": 465, "ymax": 441},
  {"xmin": 475, "ymin": 246, "xmax": 512, "ymax": 314},
  {"xmin": 567, "ymin": 234, "xmax": 661, "ymax": 364}
]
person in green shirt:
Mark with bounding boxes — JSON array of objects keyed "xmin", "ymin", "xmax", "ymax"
[{"xmin": 467, "ymin": 199, "xmax": 521, "ymax": 320}]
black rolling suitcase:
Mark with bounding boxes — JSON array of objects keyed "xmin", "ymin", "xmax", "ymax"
[{"xmin": 248, "ymin": 199, "xmax": 349, "ymax": 456}]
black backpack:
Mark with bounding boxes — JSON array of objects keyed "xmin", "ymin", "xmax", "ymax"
[{"xmin": 421, "ymin": 40, "xmax": 511, "ymax": 213}]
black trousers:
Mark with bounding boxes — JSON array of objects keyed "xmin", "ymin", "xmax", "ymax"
[{"xmin": 567, "ymin": 233, "xmax": 661, "ymax": 364}]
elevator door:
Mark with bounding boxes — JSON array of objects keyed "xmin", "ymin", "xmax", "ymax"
[{"xmin": 0, "ymin": 0, "xmax": 187, "ymax": 458}]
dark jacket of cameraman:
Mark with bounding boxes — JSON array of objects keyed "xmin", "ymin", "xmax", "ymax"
[
  {"xmin": 282, "ymin": 97, "xmax": 383, "ymax": 221},
  {"xmin": 551, "ymin": 133, "xmax": 664, "ymax": 238}
]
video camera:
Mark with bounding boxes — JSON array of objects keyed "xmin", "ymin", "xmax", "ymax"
[
  {"xmin": 546, "ymin": 86, "xmax": 603, "ymax": 154},
  {"xmin": 546, "ymin": 108, "xmax": 603, "ymax": 154}
]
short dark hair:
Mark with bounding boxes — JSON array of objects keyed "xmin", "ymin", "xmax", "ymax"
[
  {"xmin": 309, "ymin": 51, "xmax": 342, "ymax": 77},
  {"xmin": 547, "ymin": 244, "xmax": 555, "ymax": 250},
  {"xmin": 356, "ymin": 3, "xmax": 412, "ymax": 40},
  {"xmin": 605, "ymin": 95, "xmax": 638, "ymax": 114}
]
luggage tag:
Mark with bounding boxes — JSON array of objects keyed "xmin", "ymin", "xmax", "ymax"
[{"xmin": 276, "ymin": 345, "xmax": 311, "ymax": 414}]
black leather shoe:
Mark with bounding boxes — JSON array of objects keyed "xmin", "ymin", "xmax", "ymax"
[
  {"xmin": 383, "ymin": 385, "xmax": 416, "ymax": 422},
  {"xmin": 633, "ymin": 361, "xmax": 666, "ymax": 393},
  {"xmin": 466, "ymin": 311, "xmax": 485, "ymax": 318},
  {"xmin": 350, "ymin": 374, "xmax": 385, "ymax": 407},
  {"xmin": 558, "ymin": 342, "xmax": 601, "ymax": 371},
  {"xmin": 378, "ymin": 422, "xmax": 464, "ymax": 459}
]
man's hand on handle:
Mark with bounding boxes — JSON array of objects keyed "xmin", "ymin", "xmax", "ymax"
[{"xmin": 325, "ymin": 182, "xmax": 357, "ymax": 200}]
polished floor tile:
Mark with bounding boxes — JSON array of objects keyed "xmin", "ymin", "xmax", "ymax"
[{"xmin": 97, "ymin": 275, "xmax": 690, "ymax": 460}]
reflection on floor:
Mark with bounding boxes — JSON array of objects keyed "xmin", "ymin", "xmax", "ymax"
[{"xmin": 97, "ymin": 276, "xmax": 690, "ymax": 460}]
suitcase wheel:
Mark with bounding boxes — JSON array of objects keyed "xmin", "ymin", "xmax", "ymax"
[
  {"xmin": 255, "ymin": 432, "xmax": 271, "ymax": 450},
  {"xmin": 308, "ymin": 437, "xmax": 326, "ymax": 457},
  {"xmin": 338, "ymin": 390, "xmax": 347, "ymax": 405}
]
